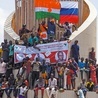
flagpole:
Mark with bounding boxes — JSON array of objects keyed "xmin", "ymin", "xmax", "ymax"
[
  {"xmin": 15, "ymin": 0, "xmax": 18, "ymax": 33},
  {"xmin": 32, "ymin": 0, "xmax": 35, "ymax": 28},
  {"xmin": 78, "ymin": 0, "xmax": 83, "ymax": 26},
  {"xmin": 29, "ymin": 0, "xmax": 33, "ymax": 30},
  {"xmin": 21, "ymin": 0, "xmax": 25, "ymax": 25}
]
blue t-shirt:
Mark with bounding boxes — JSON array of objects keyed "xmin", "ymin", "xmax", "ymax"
[
  {"xmin": 9, "ymin": 45, "xmax": 14, "ymax": 56},
  {"xmin": 47, "ymin": 21, "xmax": 56, "ymax": 35},
  {"xmin": 78, "ymin": 62, "xmax": 85, "ymax": 69},
  {"xmin": 28, "ymin": 36, "xmax": 34, "ymax": 45},
  {"xmin": 34, "ymin": 36, "xmax": 39, "ymax": 43},
  {"xmin": 71, "ymin": 44, "xmax": 79, "ymax": 58},
  {"xmin": 46, "ymin": 65, "xmax": 52, "ymax": 74}
]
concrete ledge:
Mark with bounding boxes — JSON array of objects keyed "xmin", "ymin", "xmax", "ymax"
[
  {"xmin": 4, "ymin": 12, "xmax": 20, "ymax": 41},
  {"xmin": 2, "ymin": 89, "xmax": 98, "ymax": 98}
]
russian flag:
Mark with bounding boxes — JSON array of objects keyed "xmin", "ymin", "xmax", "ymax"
[{"xmin": 60, "ymin": 1, "xmax": 79, "ymax": 24}]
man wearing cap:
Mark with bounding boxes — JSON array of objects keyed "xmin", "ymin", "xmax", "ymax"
[{"xmin": 47, "ymin": 18, "xmax": 56, "ymax": 39}]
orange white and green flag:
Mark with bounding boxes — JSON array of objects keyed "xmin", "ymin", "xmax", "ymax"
[{"xmin": 35, "ymin": 0, "xmax": 61, "ymax": 20}]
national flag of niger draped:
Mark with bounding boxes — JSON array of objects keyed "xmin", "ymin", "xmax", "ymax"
[{"xmin": 35, "ymin": 0, "xmax": 61, "ymax": 20}]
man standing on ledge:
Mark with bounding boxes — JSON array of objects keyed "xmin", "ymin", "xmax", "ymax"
[
  {"xmin": 71, "ymin": 40, "xmax": 80, "ymax": 63},
  {"xmin": 19, "ymin": 24, "xmax": 32, "ymax": 40}
]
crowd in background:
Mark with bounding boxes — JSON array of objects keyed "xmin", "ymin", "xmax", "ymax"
[{"xmin": 0, "ymin": 20, "xmax": 98, "ymax": 98}]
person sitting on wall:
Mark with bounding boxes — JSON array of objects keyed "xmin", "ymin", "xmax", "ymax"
[
  {"xmin": 18, "ymin": 83, "xmax": 28, "ymax": 98},
  {"xmin": 75, "ymin": 86, "xmax": 85, "ymax": 98},
  {"xmin": 34, "ymin": 76, "xmax": 45, "ymax": 98},
  {"xmin": 46, "ymin": 73, "xmax": 58, "ymax": 98},
  {"xmin": 86, "ymin": 78, "xmax": 94, "ymax": 91}
]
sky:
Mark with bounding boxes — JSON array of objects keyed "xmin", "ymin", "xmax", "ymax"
[
  {"xmin": 0, "ymin": 0, "xmax": 98, "ymax": 43},
  {"xmin": 0, "ymin": 0, "xmax": 15, "ymax": 44}
]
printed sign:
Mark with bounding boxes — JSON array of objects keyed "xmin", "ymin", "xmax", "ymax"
[{"xmin": 14, "ymin": 41, "xmax": 69, "ymax": 64}]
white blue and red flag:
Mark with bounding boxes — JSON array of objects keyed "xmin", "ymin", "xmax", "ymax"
[{"xmin": 60, "ymin": 1, "xmax": 79, "ymax": 24}]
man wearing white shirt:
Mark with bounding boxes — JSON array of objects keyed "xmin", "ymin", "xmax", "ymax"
[
  {"xmin": 64, "ymin": 66, "xmax": 69, "ymax": 90},
  {"xmin": 31, "ymin": 57, "xmax": 42, "ymax": 88},
  {"xmin": 57, "ymin": 22, "xmax": 77, "ymax": 38},
  {"xmin": 46, "ymin": 74, "xmax": 58, "ymax": 98},
  {"xmin": 75, "ymin": 86, "xmax": 85, "ymax": 98},
  {"xmin": 19, "ymin": 83, "xmax": 28, "ymax": 98},
  {"xmin": 0, "ymin": 58, "xmax": 6, "ymax": 78}
]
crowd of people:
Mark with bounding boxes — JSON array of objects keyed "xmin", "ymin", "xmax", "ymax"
[
  {"xmin": 18, "ymin": 18, "xmax": 76, "ymax": 47},
  {"xmin": 0, "ymin": 20, "xmax": 98, "ymax": 98}
]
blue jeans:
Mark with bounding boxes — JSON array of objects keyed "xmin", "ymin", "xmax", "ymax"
[{"xmin": 5, "ymin": 88, "xmax": 12, "ymax": 97}]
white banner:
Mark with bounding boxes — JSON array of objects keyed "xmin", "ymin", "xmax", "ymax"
[{"xmin": 14, "ymin": 41, "xmax": 69, "ymax": 63}]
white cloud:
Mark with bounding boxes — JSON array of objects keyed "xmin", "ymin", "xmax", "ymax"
[
  {"xmin": 0, "ymin": 8, "xmax": 10, "ymax": 27},
  {"xmin": 0, "ymin": 8, "xmax": 12, "ymax": 43},
  {"xmin": 0, "ymin": 0, "xmax": 15, "ymax": 44},
  {"xmin": 0, "ymin": 8, "xmax": 5, "ymax": 43}
]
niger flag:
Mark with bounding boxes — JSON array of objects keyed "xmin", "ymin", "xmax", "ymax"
[{"xmin": 35, "ymin": 0, "xmax": 61, "ymax": 20}]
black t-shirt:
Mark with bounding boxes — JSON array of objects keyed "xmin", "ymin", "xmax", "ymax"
[{"xmin": 19, "ymin": 28, "xmax": 30, "ymax": 36}]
